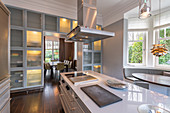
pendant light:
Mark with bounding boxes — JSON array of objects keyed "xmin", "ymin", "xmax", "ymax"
[
  {"xmin": 139, "ymin": 0, "xmax": 152, "ymax": 19},
  {"xmin": 151, "ymin": 44, "xmax": 168, "ymax": 57}
]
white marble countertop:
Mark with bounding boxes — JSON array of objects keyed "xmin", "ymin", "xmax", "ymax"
[
  {"xmin": 60, "ymin": 71, "xmax": 170, "ymax": 113},
  {"xmin": 132, "ymin": 73, "xmax": 170, "ymax": 87}
]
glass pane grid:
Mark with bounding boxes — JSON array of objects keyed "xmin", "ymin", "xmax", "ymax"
[
  {"xmin": 11, "ymin": 50, "xmax": 23, "ymax": 68},
  {"xmin": 27, "ymin": 31, "xmax": 42, "ymax": 48},
  {"xmin": 27, "ymin": 50, "xmax": 41, "ymax": 67},
  {"xmin": 27, "ymin": 70, "xmax": 42, "ymax": 86},
  {"xmin": 11, "ymin": 71, "xmax": 24, "ymax": 88}
]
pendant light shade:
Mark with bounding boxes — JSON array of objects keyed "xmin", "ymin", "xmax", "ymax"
[
  {"xmin": 139, "ymin": 0, "xmax": 151, "ymax": 19},
  {"xmin": 151, "ymin": 44, "xmax": 168, "ymax": 57}
]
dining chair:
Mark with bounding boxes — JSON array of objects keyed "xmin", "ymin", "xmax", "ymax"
[
  {"xmin": 56, "ymin": 63, "xmax": 65, "ymax": 72},
  {"xmin": 44, "ymin": 63, "xmax": 51, "ymax": 76},
  {"xmin": 68, "ymin": 61, "xmax": 72, "ymax": 68}
]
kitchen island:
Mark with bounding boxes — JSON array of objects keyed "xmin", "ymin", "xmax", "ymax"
[{"xmin": 59, "ymin": 71, "xmax": 170, "ymax": 113}]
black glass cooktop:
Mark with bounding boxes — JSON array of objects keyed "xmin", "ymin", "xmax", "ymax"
[{"xmin": 64, "ymin": 73, "xmax": 87, "ymax": 78}]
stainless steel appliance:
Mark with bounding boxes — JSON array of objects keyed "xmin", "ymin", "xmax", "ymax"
[{"xmin": 67, "ymin": 0, "xmax": 115, "ymax": 42}]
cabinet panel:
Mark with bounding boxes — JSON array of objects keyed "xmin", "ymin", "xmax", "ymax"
[
  {"xmin": 94, "ymin": 40, "xmax": 101, "ymax": 51},
  {"xmin": 27, "ymin": 50, "xmax": 41, "ymax": 67},
  {"xmin": 94, "ymin": 52, "xmax": 101, "ymax": 64},
  {"xmin": 72, "ymin": 20, "xmax": 78, "ymax": 29},
  {"xmin": 27, "ymin": 70, "xmax": 41, "ymax": 86},
  {"xmin": 93, "ymin": 65, "xmax": 101, "ymax": 73},
  {"xmin": 10, "ymin": 50, "xmax": 23, "ymax": 68},
  {"xmin": 60, "ymin": 18, "xmax": 71, "ymax": 33},
  {"xmin": 83, "ymin": 43, "xmax": 92, "ymax": 50},
  {"xmin": 27, "ymin": 11, "xmax": 41, "ymax": 29},
  {"xmin": 45, "ymin": 15, "xmax": 57, "ymax": 31},
  {"xmin": 10, "ymin": 71, "xmax": 23, "ymax": 88},
  {"xmin": 83, "ymin": 66, "xmax": 92, "ymax": 71},
  {"xmin": 96, "ymin": 25, "xmax": 102, "ymax": 30},
  {"xmin": 11, "ymin": 29, "xmax": 23, "ymax": 47},
  {"xmin": 8, "ymin": 7, "xmax": 23, "ymax": 26},
  {"xmin": 27, "ymin": 31, "xmax": 41, "ymax": 48},
  {"xmin": 83, "ymin": 52, "xmax": 92, "ymax": 64}
]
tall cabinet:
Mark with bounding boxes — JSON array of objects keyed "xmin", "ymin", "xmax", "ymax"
[{"xmin": 9, "ymin": 7, "xmax": 44, "ymax": 91}]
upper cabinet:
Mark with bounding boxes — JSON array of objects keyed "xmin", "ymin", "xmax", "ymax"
[
  {"xmin": 8, "ymin": 7, "xmax": 23, "ymax": 27},
  {"xmin": 60, "ymin": 18, "xmax": 71, "ymax": 33},
  {"xmin": 94, "ymin": 40, "xmax": 101, "ymax": 51},
  {"xmin": 45, "ymin": 15, "xmax": 57, "ymax": 31},
  {"xmin": 11, "ymin": 29, "xmax": 24, "ymax": 47},
  {"xmin": 27, "ymin": 30, "xmax": 42, "ymax": 48},
  {"xmin": 27, "ymin": 11, "xmax": 42, "ymax": 29},
  {"xmin": 72, "ymin": 20, "xmax": 78, "ymax": 29}
]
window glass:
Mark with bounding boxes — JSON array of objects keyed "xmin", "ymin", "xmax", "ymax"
[{"xmin": 128, "ymin": 32, "xmax": 145, "ymax": 64}]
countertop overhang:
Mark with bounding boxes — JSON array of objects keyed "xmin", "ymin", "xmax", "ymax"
[{"xmin": 60, "ymin": 71, "xmax": 170, "ymax": 113}]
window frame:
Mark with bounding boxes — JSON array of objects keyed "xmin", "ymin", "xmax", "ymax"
[
  {"xmin": 155, "ymin": 27, "xmax": 170, "ymax": 67},
  {"xmin": 127, "ymin": 31, "xmax": 147, "ymax": 66},
  {"xmin": 45, "ymin": 40, "xmax": 59, "ymax": 62}
]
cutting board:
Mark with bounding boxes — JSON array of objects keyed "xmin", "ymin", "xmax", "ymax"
[{"xmin": 81, "ymin": 85, "xmax": 122, "ymax": 108}]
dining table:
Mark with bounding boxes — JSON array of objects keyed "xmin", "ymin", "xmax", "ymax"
[
  {"xmin": 132, "ymin": 73, "xmax": 170, "ymax": 87},
  {"xmin": 49, "ymin": 61, "xmax": 69, "ymax": 76}
]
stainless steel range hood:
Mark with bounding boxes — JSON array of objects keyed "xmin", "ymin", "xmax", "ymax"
[{"xmin": 67, "ymin": 0, "xmax": 115, "ymax": 42}]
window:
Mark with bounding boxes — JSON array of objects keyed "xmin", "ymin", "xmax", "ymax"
[
  {"xmin": 45, "ymin": 40, "xmax": 59, "ymax": 62},
  {"xmin": 156, "ymin": 27, "xmax": 170, "ymax": 66},
  {"xmin": 128, "ymin": 32, "xmax": 146, "ymax": 65}
]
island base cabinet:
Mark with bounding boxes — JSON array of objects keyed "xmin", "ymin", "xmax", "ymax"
[{"xmin": 59, "ymin": 85, "xmax": 86, "ymax": 113}]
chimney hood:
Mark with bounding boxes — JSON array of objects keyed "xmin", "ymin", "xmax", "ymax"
[{"xmin": 67, "ymin": 0, "xmax": 115, "ymax": 42}]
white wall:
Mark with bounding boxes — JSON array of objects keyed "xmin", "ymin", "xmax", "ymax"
[{"xmin": 102, "ymin": 19, "xmax": 126, "ymax": 80}]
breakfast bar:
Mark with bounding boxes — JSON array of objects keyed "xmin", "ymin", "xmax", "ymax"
[{"xmin": 59, "ymin": 71, "xmax": 170, "ymax": 113}]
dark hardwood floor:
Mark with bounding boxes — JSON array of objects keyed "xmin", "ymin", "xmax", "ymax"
[{"xmin": 10, "ymin": 70, "xmax": 64, "ymax": 113}]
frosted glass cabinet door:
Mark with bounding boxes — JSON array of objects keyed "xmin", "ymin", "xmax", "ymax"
[
  {"xmin": 8, "ymin": 7, "xmax": 23, "ymax": 26},
  {"xmin": 83, "ymin": 43, "xmax": 92, "ymax": 50},
  {"xmin": 94, "ymin": 52, "xmax": 101, "ymax": 64},
  {"xmin": 10, "ymin": 50, "xmax": 23, "ymax": 68},
  {"xmin": 72, "ymin": 20, "xmax": 78, "ymax": 29},
  {"xmin": 27, "ymin": 50, "xmax": 41, "ymax": 67},
  {"xmin": 11, "ymin": 29, "xmax": 23, "ymax": 47},
  {"xmin": 27, "ymin": 70, "xmax": 41, "ymax": 86},
  {"xmin": 27, "ymin": 11, "xmax": 41, "ymax": 29},
  {"xmin": 94, "ymin": 65, "xmax": 101, "ymax": 73},
  {"xmin": 83, "ymin": 52, "xmax": 92, "ymax": 64},
  {"xmin": 10, "ymin": 71, "xmax": 23, "ymax": 88},
  {"xmin": 45, "ymin": 15, "xmax": 57, "ymax": 31},
  {"xmin": 94, "ymin": 40, "xmax": 101, "ymax": 51},
  {"xmin": 60, "ymin": 18, "xmax": 71, "ymax": 33},
  {"xmin": 27, "ymin": 31, "xmax": 42, "ymax": 48},
  {"xmin": 83, "ymin": 66, "xmax": 92, "ymax": 71}
]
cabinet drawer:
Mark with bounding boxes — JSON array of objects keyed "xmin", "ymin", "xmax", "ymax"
[
  {"xmin": 0, "ymin": 98, "xmax": 10, "ymax": 113},
  {"xmin": 0, "ymin": 79, "xmax": 10, "ymax": 94},
  {"xmin": 0, "ymin": 87, "xmax": 10, "ymax": 110}
]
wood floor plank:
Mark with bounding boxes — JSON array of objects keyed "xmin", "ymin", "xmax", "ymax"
[{"xmin": 10, "ymin": 72, "xmax": 64, "ymax": 113}]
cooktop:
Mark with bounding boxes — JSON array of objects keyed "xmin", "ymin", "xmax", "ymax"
[{"xmin": 64, "ymin": 73, "xmax": 87, "ymax": 78}]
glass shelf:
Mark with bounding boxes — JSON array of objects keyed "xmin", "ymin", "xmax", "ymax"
[
  {"xmin": 27, "ymin": 50, "xmax": 41, "ymax": 67},
  {"xmin": 11, "ymin": 29, "xmax": 23, "ymax": 47},
  {"xmin": 83, "ymin": 52, "xmax": 92, "ymax": 64},
  {"xmin": 94, "ymin": 52, "xmax": 101, "ymax": 64},
  {"xmin": 8, "ymin": 7, "xmax": 23, "ymax": 26},
  {"xmin": 27, "ymin": 70, "xmax": 41, "ymax": 86},
  {"xmin": 10, "ymin": 50, "xmax": 23, "ymax": 68},
  {"xmin": 10, "ymin": 71, "xmax": 23, "ymax": 88},
  {"xmin": 27, "ymin": 11, "xmax": 41, "ymax": 29},
  {"xmin": 83, "ymin": 66, "xmax": 92, "ymax": 71},
  {"xmin": 60, "ymin": 18, "xmax": 71, "ymax": 33},
  {"xmin": 93, "ymin": 65, "xmax": 101, "ymax": 73},
  {"xmin": 94, "ymin": 40, "xmax": 101, "ymax": 51},
  {"xmin": 72, "ymin": 20, "xmax": 78, "ymax": 29},
  {"xmin": 27, "ymin": 31, "xmax": 42, "ymax": 48},
  {"xmin": 45, "ymin": 15, "xmax": 57, "ymax": 31}
]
